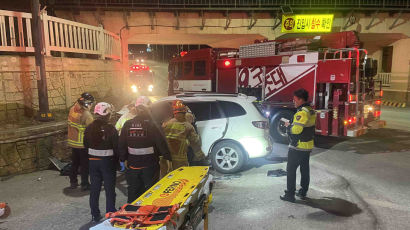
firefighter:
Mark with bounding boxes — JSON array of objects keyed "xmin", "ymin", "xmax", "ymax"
[
  {"xmin": 119, "ymin": 98, "xmax": 171, "ymax": 203},
  {"xmin": 115, "ymin": 96, "xmax": 152, "ymax": 134},
  {"xmin": 68, "ymin": 92, "xmax": 95, "ymax": 190},
  {"xmin": 83, "ymin": 102, "xmax": 118, "ymax": 222},
  {"xmin": 280, "ymin": 88, "xmax": 316, "ymax": 203},
  {"xmin": 162, "ymin": 101, "xmax": 204, "ymax": 176}
]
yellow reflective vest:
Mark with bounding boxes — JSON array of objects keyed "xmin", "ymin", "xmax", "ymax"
[
  {"xmin": 289, "ymin": 104, "xmax": 316, "ymax": 151},
  {"xmin": 67, "ymin": 103, "xmax": 93, "ymax": 148},
  {"xmin": 162, "ymin": 117, "xmax": 202, "ymax": 163}
]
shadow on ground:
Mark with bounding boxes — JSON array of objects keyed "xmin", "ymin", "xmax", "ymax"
[
  {"xmin": 62, "ymin": 187, "xmax": 90, "ymax": 198},
  {"xmin": 79, "ymin": 221, "xmax": 100, "ymax": 230},
  {"xmin": 298, "ymin": 197, "xmax": 362, "ymax": 217}
]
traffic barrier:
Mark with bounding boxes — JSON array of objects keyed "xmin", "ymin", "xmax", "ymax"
[{"xmin": 382, "ymin": 101, "xmax": 407, "ymax": 108}]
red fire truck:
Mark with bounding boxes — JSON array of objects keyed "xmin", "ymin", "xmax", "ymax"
[
  {"xmin": 129, "ymin": 63, "xmax": 155, "ymax": 94},
  {"xmin": 168, "ymin": 31, "xmax": 385, "ymax": 143}
]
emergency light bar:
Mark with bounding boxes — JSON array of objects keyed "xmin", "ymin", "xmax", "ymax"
[{"xmin": 130, "ymin": 65, "xmax": 150, "ymax": 71}]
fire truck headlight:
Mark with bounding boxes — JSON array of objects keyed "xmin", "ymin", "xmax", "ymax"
[
  {"xmin": 141, "ymin": 59, "xmax": 144, "ymax": 63},
  {"xmin": 148, "ymin": 84, "xmax": 154, "ymax": 92},
  {"xmin": 131, "ymin": 85, "xmax": 138, "ymax": 93}
]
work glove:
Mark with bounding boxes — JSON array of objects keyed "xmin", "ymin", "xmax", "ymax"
[{"xmin": 120, "ymin": 162, "xmax": 126, "ymax": 172}]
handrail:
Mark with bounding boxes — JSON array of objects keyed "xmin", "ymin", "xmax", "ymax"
[{"xmin": 0, "ymin": 9, "xmax": 121, "ymax": 61}]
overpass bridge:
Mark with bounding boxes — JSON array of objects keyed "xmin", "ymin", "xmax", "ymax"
[{"xmin": 3, "ymin": 0, "xmax": 410, "ymax": 103}]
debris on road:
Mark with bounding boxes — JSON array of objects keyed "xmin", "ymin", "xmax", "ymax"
[{"xmin": 267, "ymin": 169, "xmax": 287, "ymax": 177}]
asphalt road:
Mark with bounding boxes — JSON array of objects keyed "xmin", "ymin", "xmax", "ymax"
[{"xmin": 1, "ymin": 107, "xmax": 409, "ymax": 230}]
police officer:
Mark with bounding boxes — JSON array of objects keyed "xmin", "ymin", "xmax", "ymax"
[
  {"xmin": 119, "ymin": 99, "xmax": 171, "ymax": 203},
  {"xmin": 83, "ymin": 102, "xmax": 118, "ymax": 222},
  {"xmin": 280, "ymin": 88, "xmax": 316, "ymax": 203},
  {"xmin": 68, "ymin": 92, "xmax": 95, "ymax": 190},
  {"xmin": 162, "ymin": 101, "xmax": 204, "ymax": 176}
]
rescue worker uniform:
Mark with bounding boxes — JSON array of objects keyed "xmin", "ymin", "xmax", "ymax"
[
  {"xmin": 119, "ymin": 107, "xmax": 171, "ymax": 203},
  {"xmin": 284, "ymin": 103, "xmax": 316, "ymax": 200},
  {"xmin": 161, "ymin": 102, "xmax": 203, "ymax": 177},
  {"xmin": 68, "ymin": 96, "xmax": 94, "ymax": 189},
  {"xmin": 116, "ymin": 97, "xmax": 152, "ymax": 134},
  {"xmin": 83, "ymin": 102, "xmax": 118, "ymax": 222}
]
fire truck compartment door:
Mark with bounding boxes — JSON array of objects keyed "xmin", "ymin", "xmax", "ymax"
[
  {"xmin": 174, "ymin": 80, "xmax": 212, "ymax": 92},
  {"xmin": 185, "ymin": 101, "xmax": 227, "ymax": 155}
]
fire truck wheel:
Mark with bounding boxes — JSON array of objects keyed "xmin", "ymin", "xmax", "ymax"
[
  {"xmin": 211, "ymin": 141, "xmax": 247, "ymax": 174},
  {"xmin": 269, "ymin": 110, "xmax": 294, "ymax": 144}
]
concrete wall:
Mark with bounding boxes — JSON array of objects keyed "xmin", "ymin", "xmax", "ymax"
[
  {"xmin": 0, "ymin": 56, "xmax": 122, "ymax": 123},
  {"xmin": 0, "ymin": 122, "xmax": 68, "ymax": 176},
  {"xmin": 368, "ymin": 38, "xmax": 410, "ymax": 104}
]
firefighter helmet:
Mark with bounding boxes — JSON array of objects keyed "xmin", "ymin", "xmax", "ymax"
[
  {"xmin": 94, "ymin": 102, "xmax": 113, "ymax": 116},
  {"xmin": 78, "ymin": 92, "xmax": 95, "ymax": 108},
  {"xmin": 172, "ymin": 100, "xmax": 187, "ymax": 114}
]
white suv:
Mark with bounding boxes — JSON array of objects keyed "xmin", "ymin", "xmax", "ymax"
[{"xmin": 157, "ymin": 93, "xmax": 272, "ymax": 173}]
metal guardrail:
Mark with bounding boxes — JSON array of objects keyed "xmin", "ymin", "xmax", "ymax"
[
  {"xmin": 51, "ymin": 0, "xmax": 410, "ymax": 10},
  {"xmin": 377, "ymin": 72, "xmax": 391, "ymax": 86},
  {"xmin": 0, "ymin": 9, "xmax": 121, "ymax": 60}
]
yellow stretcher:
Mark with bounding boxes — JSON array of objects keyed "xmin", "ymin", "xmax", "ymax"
[{"xmin": 92, "ymin": 166, "xmax": 213, "ymax": 230}]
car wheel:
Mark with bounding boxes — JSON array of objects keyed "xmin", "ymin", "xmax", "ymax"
[
  {"xmin": 211, "ymin": 141, "xmax": 247, "ymax": 174},
  {"xmin": 269, "ymin": 110, "xmax": 294, "ymax": 144}
]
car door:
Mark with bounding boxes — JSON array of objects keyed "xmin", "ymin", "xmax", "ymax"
[{"xmin": 184, "ymin": 101, "xmax": 227, "ymax": 155}]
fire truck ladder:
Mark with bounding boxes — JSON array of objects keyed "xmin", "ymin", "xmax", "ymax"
[{"xmin": 322, "ymin": 48, "xmax": 370, "ymax": 132}]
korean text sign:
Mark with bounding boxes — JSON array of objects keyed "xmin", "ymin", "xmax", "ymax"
[{"xmin": 281, "ymin": 14, "xmax": 334, "ymax": 33}]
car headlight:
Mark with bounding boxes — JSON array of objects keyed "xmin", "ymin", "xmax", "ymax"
[
  {"xmin": 239, "ymin": 137, "xmax": 264, "ymax": 157},
  {"xmin": 148, "ymin": 84, "xmax": 154, "ymax": 92},
  {"xmin": 131, "ymin": 85, "xmax": 138, "ymax": 93}
]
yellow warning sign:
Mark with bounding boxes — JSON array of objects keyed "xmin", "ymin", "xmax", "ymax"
[{"xmin": 281, "ymin": 14, "xmax": 334, "ymax": 33}]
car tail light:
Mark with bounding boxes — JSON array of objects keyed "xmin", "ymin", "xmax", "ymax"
[
  {"xmin": 224, "ymin": 60, "xmax": 232, "ymax": 67},
  {"xmin": 344, "ymin": 117, "xmax": 357, "ymax": 126},
  {"xmin": 349, "ymin": 94, "xmax": 355, "ymax": 102},
  {"xmin": 374, "ymin": 111, "xmax": 381, "ymax": 117},
  {"xmin": 252, "ymin": 121, "xmax": 268, "ymax": 129}
]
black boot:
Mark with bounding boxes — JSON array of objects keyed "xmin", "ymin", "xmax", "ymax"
[
  {"xmin": 81, "ymin": 184, "xmax": 90, "ymax": 191},
  {"xmin": 280, "ymin": 191, "xmax": 295, "ymax": 203},
  {"xmin": 296, "ymin": 189, "xmax": 307, "ymax": 199},
  {"xmin": 91, "ymin": 214, "xmax": 102, "ymax": 223},
  {"xmin": 69, "ymin": 183, "xmax": 78, "ymax": 189}
]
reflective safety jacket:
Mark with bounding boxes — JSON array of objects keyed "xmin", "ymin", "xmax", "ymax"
[
  {"xmin": 67, "ymin": 103, "xmax": 94, "ymax": 148},
  {"xmin": 83, "ymin": 120, "xmax": 119, "ymax": 160},
  {"xmin": 288, "ymin": 103, "xmax": 316, "ymax": 151},
  {"xmin": 115, "ymin": 112, "xmax": 136, "ymax": 134},
  {"xmin": 162, "ymin": 117, "xmax": 203, "ymax": 163},
  {"xmin": 119, "ymin": 113, "xmax": 171, "ymax": 169}
]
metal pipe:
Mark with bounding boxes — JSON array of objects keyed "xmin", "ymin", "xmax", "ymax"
[{"xmin": 354, "ymin": 47, "xmax": 360, "ymax": 130}]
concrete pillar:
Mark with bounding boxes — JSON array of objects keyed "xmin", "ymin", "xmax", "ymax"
[{"xmin": 120, "ymin": 29, "xmax": 129, "ymax": 93}]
